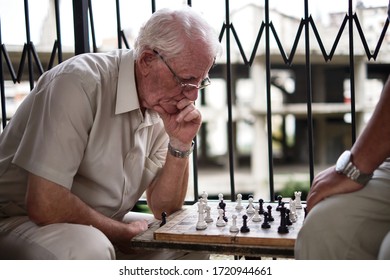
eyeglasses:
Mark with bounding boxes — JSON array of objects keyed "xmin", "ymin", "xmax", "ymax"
[{"xmin": 153, "ymin": 50, "xmax": 211, "ymax": 91}]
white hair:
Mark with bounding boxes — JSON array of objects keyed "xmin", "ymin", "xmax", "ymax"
[{"xmin": 133, "ymin": 6, "xmax": 222, "ymax": 61}]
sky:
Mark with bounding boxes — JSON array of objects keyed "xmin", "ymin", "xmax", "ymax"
[{"xmin": 0, "ymin": 0, "xmax": 388, "ymax": 48}]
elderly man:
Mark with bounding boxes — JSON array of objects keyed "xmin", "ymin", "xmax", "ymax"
[{"xmin": 0, "ymin": 7, "xmax": 222, "ymax": 259}]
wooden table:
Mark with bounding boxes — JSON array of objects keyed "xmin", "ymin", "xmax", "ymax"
[{"xmin": 130, "ymin": 201, "xmax": 305, "ymax": 258}]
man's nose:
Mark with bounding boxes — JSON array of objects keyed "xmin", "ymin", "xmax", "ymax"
[{"xmin": 183, "ymin": 88, "xmax": 199, "ymax": 101}]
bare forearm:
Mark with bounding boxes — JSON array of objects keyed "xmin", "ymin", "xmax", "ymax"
[
  {"xmin": 147, "ymin": 154, "xmax": 189, "ymax": 218},
  {"xmin": 352, "ymin": 76, "xmax": 390, "ymax": 173},
  {"xmin": 26, "ymin": 174, "xmax": 138, "ymax": 243}
]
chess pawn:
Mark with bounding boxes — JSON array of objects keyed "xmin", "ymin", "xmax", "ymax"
[
  {"xmin": 201, "ymin": 191, "xmax": 208, "ymax": 206},
  {"xmin": 216, "ymin": 208, "xmax": 227, "ymax": 227},
  {"xmin": 246, "ymin": 197, "xmax": 255, "ymax": 214},
  {"xmin": 252, "ymin": 205, "xmax": 262, "ymax": 222},
  {"xmin": 229, "ymin": 214, "xmax": 239, "ymax": 233},
  {"xmin": 235, "ymin": 193, "xmax": 243, "ymax": 211},
  {"xmin": 204, "ymin": 205, "xmax": 213, "ymax": 223},
  {"xmin": 267, "ymin": 205, "xmax": 274, "ymax": 222},
  {"xmin": 240, "ymin": 215, "xmax": 250, "ymax": 233}
]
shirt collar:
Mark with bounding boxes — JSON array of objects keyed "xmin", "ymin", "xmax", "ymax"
[
  {"xmin": 115, "ymin": 49, "xmax": 161, "ymax": 124},
  {"xmin": 115, "ymin": 49, "xmax": 140, "ymax": 115}
]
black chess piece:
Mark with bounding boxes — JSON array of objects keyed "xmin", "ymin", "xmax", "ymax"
[
  {"xmin": 267, "ymin": 205, "xmax": 274, "ymax": 222},
  {"xmin": 285, "ymin": 208, "xmax": 292, "ymax": 226},
  {"xmin": 219, "ymin": 200, "xmax": 228, "ymax": 222},
  {"xmin": 258, "ymin": 198, "xmax": 264, "ymax": 214},
  {"xmin": 276, "ymin": 195, "xmax": 283, "ymax": 211},
  {"xmin": 160, "ymin": 211, "xmax": 167, "ymax": 227},
  {"xmin": 261, "ymin": 212, "xmax": 271, "ymax": 229},
  {"xmin": 278, "ymin": 205, "xmax": 289, "ymax": 234},
  {"xmin": 240, "ymin": 215, "xmax": 250, "ymax": 233}
]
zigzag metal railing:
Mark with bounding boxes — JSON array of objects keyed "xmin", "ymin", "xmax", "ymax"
[
  {"xmin": 222, "ymin": 0, "xmax": 389, "ymax": 200},
  {"xmin": 0, "ymin": 0, "xmax": 389, "ymax": 202}
]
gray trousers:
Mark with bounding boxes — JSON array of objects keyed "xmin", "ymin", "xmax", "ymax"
[
  {"xmin": 0, "ymin": 212, "xmax": 208, "ymax": 260},
  {"xmin": 295, "ymin": 160, "xmax": 390, "ymax": 259}
]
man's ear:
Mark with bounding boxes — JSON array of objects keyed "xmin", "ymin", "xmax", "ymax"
[{"xmin": 138, "ymin": 50, "xmax": 156, "ymax": 75}]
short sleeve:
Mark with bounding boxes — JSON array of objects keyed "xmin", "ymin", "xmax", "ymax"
[{"xmin": 13, "ymin": 74, "xmax": 94, "ymax": 188}]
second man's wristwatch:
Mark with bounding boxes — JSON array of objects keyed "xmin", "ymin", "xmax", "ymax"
[{"xmin": 335, "ymin": 150, "xmax": 373, "ymax": 186}]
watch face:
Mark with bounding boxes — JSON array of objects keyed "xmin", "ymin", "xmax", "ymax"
[{"xmin": 335, "ymin": 150, "xmax": 351, "ymax": 172}]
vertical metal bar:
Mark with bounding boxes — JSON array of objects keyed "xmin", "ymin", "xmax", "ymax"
[
  {"xmin": 73, "ymin": 0, "xmax": 90, "ymax": 55},
  {"xmin": 186, "ymin": 0, "xmax": 198, "ymax": 202},
  {"xmin": 88, "ymin": 0, "xmax": 97, "ymax": 52},
  {"xmin": 304, "ymin": 0, "xmax": 314, "ymax": 184},
  {"xmin": 151, "ymin": 0, "xmax": 156, "ymax": 13},
  {"xmin": 54, "ymin": 0, "xmax": 63, "ymax": 63},
  {"xmin": 224, "ymin": 0, "xmax": 236, "ymax": 200},
  {"xmin": 0, "ymin": 19, "xmax": 7, "ymax": 129},
  {"xmin": 264, "ymin": 0, "xmax": 275, "ymax": 200},
  {"xmin": 348, "ymin": 0, "xmax": 356, "ymax": 143},
  {"xmin": 23, "ymin": 0, "xmax": 34, "ymax": 90},
  {"xmin": 115, "ymin": 0, "xmax": 122, "ymax": 49}
]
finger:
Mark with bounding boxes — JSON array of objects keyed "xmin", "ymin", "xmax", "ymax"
[{"xmin": 176, "ymin": 98, "xmax": 193, "ymax": 110}]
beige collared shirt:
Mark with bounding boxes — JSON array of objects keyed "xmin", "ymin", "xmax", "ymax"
[{"xmin": 0, "ymin": 49, "xmax": 168, "ymax": 220}]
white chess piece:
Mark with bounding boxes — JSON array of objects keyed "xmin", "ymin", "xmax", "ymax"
[
  {"xmin": 235, "ymin": 193, "xmax": 243, "ymax": 210},
  {"xmin": 204, "ymin": 205, "xmax": 213, "ymax": 223},
  {"xmin": 196, "ymin": 200, "xmax": 207, "ymax": 230},
  {"xmin": 246, "ymin": 197, "xmax": 255, "ymax": 214},
  {"xmin": 216, "ymin": 208, "xmax": 226, "ymax": 227},
  {"xmin": 229, "ymin": 214, "xmax": 239, "ymax": 232},
  {"xmin": 201, "ymin": 191, "xmax": 208, "ymax": 206},
  {"xmin": 252, "ymin": 205, "xmax": 262, "ymax": 222},
  {"xmin": 289, "ymin": 198, "xmax": 298, "ymax": 222},
  {"xmin": 294, "ymin": 191, "xmax": 302, "ymax": 209}
]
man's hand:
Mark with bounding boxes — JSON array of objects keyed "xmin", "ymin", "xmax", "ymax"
[
  {"xmin": 306, "ymin": 166, "xmax": 364, "ymax": 213},
  {"xmin": 114, "ymin": 220, "xmax": 149, "ymax": 254},
  {"xmin": 153, "ymin": 98, "xmax": 201, "ymax": 149}
]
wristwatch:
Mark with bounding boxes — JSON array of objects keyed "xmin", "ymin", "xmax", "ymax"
[
  {"xmin": 168, "ymin": 141, "xmax": 195, "ymax": 158},
  {"xmin": 335, "ymin": 150, "xmax": 373, "ymax": 185}
]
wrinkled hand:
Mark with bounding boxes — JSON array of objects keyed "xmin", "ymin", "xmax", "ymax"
[
  {"xmin": 154, "ymin": 98, "xmax": 202, "ymax": 149},
  {"xmin": 114, "ymin": 220, "xmax": 148, "ymax": 254},
  {"xmin": 306, "ymin": 166, "xmax": 364, "ymax": 213}
]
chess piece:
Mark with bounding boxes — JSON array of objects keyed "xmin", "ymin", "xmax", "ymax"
[
  {"xmin": 277, "ymin": 204, "xmax": 289, "ymax": 234},
  {"xmin": 205, "ymin": 205, "xmax": 213, "ymax": 223},
  {"xmin": 252, "ymin": 205, "xmax": 262, "ymax": 222},
  {"xmin": 196, "ymin": 200, "xmax": 207, "ymax": 230},
  {"xmin": 229, "ymin": 214, "xmax": 239, "ymax": 233},
  {"xmin": 261, "ymin": 212, "xmax": 271, "ymax": 229},
  {"xmin": 219, "ymin": 199, "xmax": 228, "ymax": 222},
  {"xmin": 240, "ymin": 215, "xmax": 250, "ymax": 233},
  {"xmin": 294, "ymin": 191, "xmax": 302, "ymax": 209},
  {"xmin": 246, "ymin": 197, "xmax": 255, "ymax": 214},
  {"xmin": 160, "ymin": 211, "xmax": 167, "ymax": 227},
  {"xmin": 217, "ymin": 193, "xmax": 224, "ymax": 208},
  {"xmin": 235, "ymin": 193, "xmax": 243, "ymax": 210},
  {"xmin": 267, "ymin": 205, "xmax": 274, "ymax": 222},
  {"xmin": 285, "ymin": 208, "xmax": 293, "ymax": 226},
  {"xmin": 289, "ymin": 198, "xmax": 298, "ymax": 222},
  {"xmin": 201, "ymin": 191, "xmax": 208, "ymax": 206},
  {"xmin": 258, "ymin": 198, "xmax": 264, "ymax": 214},
  {"xmin": 276, "ymin": 195, "xmax": 283, "ymax": 211},
  {"xmin": 216, "ymin": 208, "xmax": 226, "ymax": 227}
]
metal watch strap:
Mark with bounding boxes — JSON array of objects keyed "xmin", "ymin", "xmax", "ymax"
[
  {"xmin": 168, "ymin": 141, "xmax": 194, "ymax": 158},
  {"xmin": 343, "ymin": 162, "xmax": 373, "ymax": 185}
]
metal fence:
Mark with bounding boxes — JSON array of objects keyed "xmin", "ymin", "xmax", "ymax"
[{"xmin": 0, "ymin": 0, "xmax": 389, "ymax": 203}]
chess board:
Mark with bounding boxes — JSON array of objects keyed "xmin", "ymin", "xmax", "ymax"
[{"xmin": 154, "ymin": 200, "xmax": 305, "ymax": 248}]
